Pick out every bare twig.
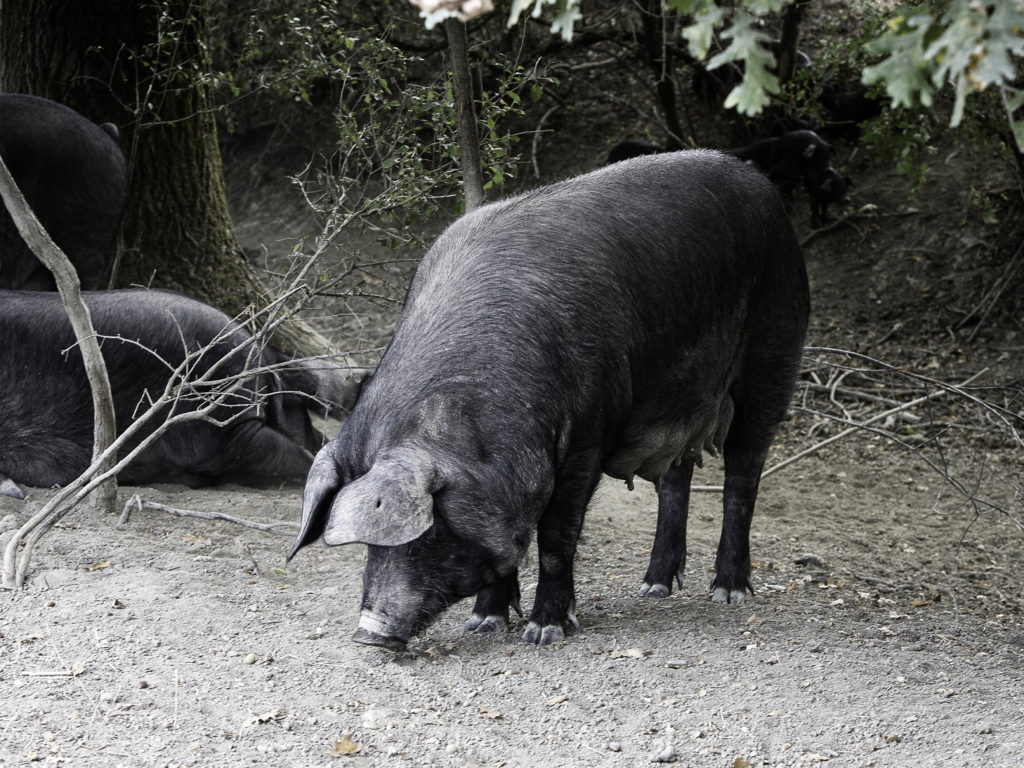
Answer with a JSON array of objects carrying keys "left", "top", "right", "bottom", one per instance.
[
  {"left": 799, "top": 212, "right": 861, "bottom": 248},
  {"left": 805, "top": 347, "right": 1022, "bottom": 447},
  {"left": 531, "top": 104, "right": 561, "bottom": 179},
  {"left": 801, "top": 381, "right": 907, "bottom": 412},
  {"left": 956, "top": 237, "right": 1024, "bottom": 341},
  {"left": 692, "top": 355, "right": 996, "bottom": 493},
  {"left": 117, "top": 495, "right": 298, "bottom": 536}
]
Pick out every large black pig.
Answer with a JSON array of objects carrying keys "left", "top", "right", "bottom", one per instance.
[
  {"left": 0, "top": 289, "right": 359, "bottom": 498},
  {"left": 290, "top": 150, "right": 809, "bottom": 648},
  {"left": 0, "top": 94, "right": 127, "bottom": 290}
]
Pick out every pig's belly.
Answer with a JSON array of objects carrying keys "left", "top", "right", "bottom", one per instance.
[{"left": 601, "top": 394, "right": 733, "bottom": 483}]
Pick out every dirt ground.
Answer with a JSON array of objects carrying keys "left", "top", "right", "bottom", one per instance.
[
  {"left": 3, "top": 35, "right": 1024, "bottom": 768},
  {"left": 2, "top": 445, "right": 1022, "bottom": 768}
]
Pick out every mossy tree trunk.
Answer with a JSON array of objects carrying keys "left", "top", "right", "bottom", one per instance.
[{"left": 0, "top": 0, "right": 331, "bottom": 355}]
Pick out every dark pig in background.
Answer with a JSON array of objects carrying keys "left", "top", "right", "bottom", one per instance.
[
  {"left": 811, "top": 168, "right": 853, "bottom": 227},
  {"left": 289, "top": 150, "right": 809, "bottom": 648},
  {"left": 0, "top": 289, "right": 359, "bottom": 498},
  {"left": 0, "top": 94, "right": 127, "bottom": 290},
  {"left": 819, "top": 82, "right": 883, "bottom": 143},
  {"left": 606, "top": 138, "right": 662, "bottom": 165},
  {"left": 731, "top": 129, "right": 833, "bottom": 223}
]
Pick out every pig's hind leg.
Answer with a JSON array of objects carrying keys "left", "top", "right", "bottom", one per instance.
[
  {"left": 464, "top": 570, "right": 522, "bottom": 634},
  {"left": 711, "top": 379, "right": 792, "bottom": 604},
  {"left": 639, "top": 460, "right": 695, "bottom": 597}
]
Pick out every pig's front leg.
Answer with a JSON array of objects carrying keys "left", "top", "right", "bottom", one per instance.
[
  {"left": 465, "top": 570, "right": 522, "bottom": 634},
  {"left": 522, "top": 456, "right": 600, "bottom": 646}
]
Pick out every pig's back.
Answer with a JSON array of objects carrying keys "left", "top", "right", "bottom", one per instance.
[{"left": 368, "top": 150, "right": 807, "bottom": 472}]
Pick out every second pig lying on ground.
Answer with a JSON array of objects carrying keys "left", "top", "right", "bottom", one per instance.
[{"left": 0, "top": 289, "right": 360, "bottom": 498}]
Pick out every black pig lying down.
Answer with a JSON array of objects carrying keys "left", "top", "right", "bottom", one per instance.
[
  {"left": 0, "top": 94, "right": 127, "bottom": 291},
  {"left": 0, "top": 289, "right": 357, "bottom": 498},
  {"left": 290, "top": 150, "right": 810, "bottom": 648}
]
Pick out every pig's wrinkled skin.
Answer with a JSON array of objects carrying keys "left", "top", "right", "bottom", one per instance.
[
  {"left": 290, "top": 150, "right": 810, "bottom": 648},
  {"left": 0, "top": 289, "right": 360, "bottom": 497},
  {"left": 0, "top": 94, "right": 127, "bottom": 290}
]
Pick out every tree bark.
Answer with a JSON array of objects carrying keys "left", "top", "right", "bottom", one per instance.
[
  {"left": 444, "top": 18, "right": 486, "bottom": 212},
  {"left": 0, "top": 0, "right": 335, "bottom": 357}
]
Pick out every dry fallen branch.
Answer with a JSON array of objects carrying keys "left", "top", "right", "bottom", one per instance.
[
  {"left": 691, "top": 363, "right": 988, "bottom": 493},
  {"left": 692, "top": 348, "right": 1022, "bottom": 534},
  {"left": 118, "top": 495, "right": 298, "bottom": 536},
  {"left": 955, "top": 237, "right": 1024, "bottom": 342},
  {"left": 805, "top": 347, "right": 1023, "bottom": 448},
  {"left": 799, "top": 212, "right": 861, "bottom": 247}
]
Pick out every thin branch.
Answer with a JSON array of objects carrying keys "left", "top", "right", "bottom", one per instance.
[
  {"left": 118, "top": 495, "right": 298, "bottom": 536},
  {"left": 691, "top": 364, "right": 988, "bottom": 493}
]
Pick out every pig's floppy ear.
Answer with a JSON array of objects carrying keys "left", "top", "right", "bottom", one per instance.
[
  {"left": 288, "top": 443, "right": 343, "bottom": 561},
  {"left": 322, "top": 448, "right": 441, "bottom": 547}
]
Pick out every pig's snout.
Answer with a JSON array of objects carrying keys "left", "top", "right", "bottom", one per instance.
[{"left": 352, "top": 610, "right": 410, "bottom": 650}]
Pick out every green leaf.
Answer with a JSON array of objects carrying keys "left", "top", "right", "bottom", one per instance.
[
  {"left": 682, "top": 5, "right": 726, "bottom": 61},
  {"left": 745, "top": 0, "right": 788, "bottom": 14}
]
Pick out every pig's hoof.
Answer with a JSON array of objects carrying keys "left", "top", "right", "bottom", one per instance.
[
  {"left": 464, "top": 614, "right": 507, "bottom": 634},
  {"left": 0, "top": 479, "right": 25, "bottom": 499},
  {"left": 710, "top": 586, "right": 746, "bottom": 605},
  {"left": 522, "top": 609, "right": 579, "bottom": 646},
  {"left": 639, "top": 582, "right": 671, "bottom": 598},
  {"left": 522, "top": 622, "right": 564, "bottom": 646}
]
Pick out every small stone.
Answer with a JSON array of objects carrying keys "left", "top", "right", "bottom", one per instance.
[
  {"left": 650, "top": 739, "right": 676, "bottom": 763},
  {"left": 445, "top": 743, "right": 457, "bottom": 754},
  {"left": 243, "top": 653, "right": 257, "bottom": 665},
  {"left": 138, "top": 680, "right": 149, "bottom": 689},
  {"left": 608, "top": 742, "right": 622, "bottom": 752},
  {"left": 794, "top": 554, "right": 828, "bottom": 569},
  {"left": 362, "top": 708, "right": 394, "bottom": 729}
]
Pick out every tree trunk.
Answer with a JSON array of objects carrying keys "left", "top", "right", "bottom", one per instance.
[
  {"left": 444, "top": 18, "right": 486, "bottom": 212},
  {"left": 640, "top": 0, "right": 686, "bottom": 150},
  {"left": 777, "top": 0, "right": 811, "bottom": 86},
  {"left": 0, "top": 0, "right": 334, "bottom": 357}
]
